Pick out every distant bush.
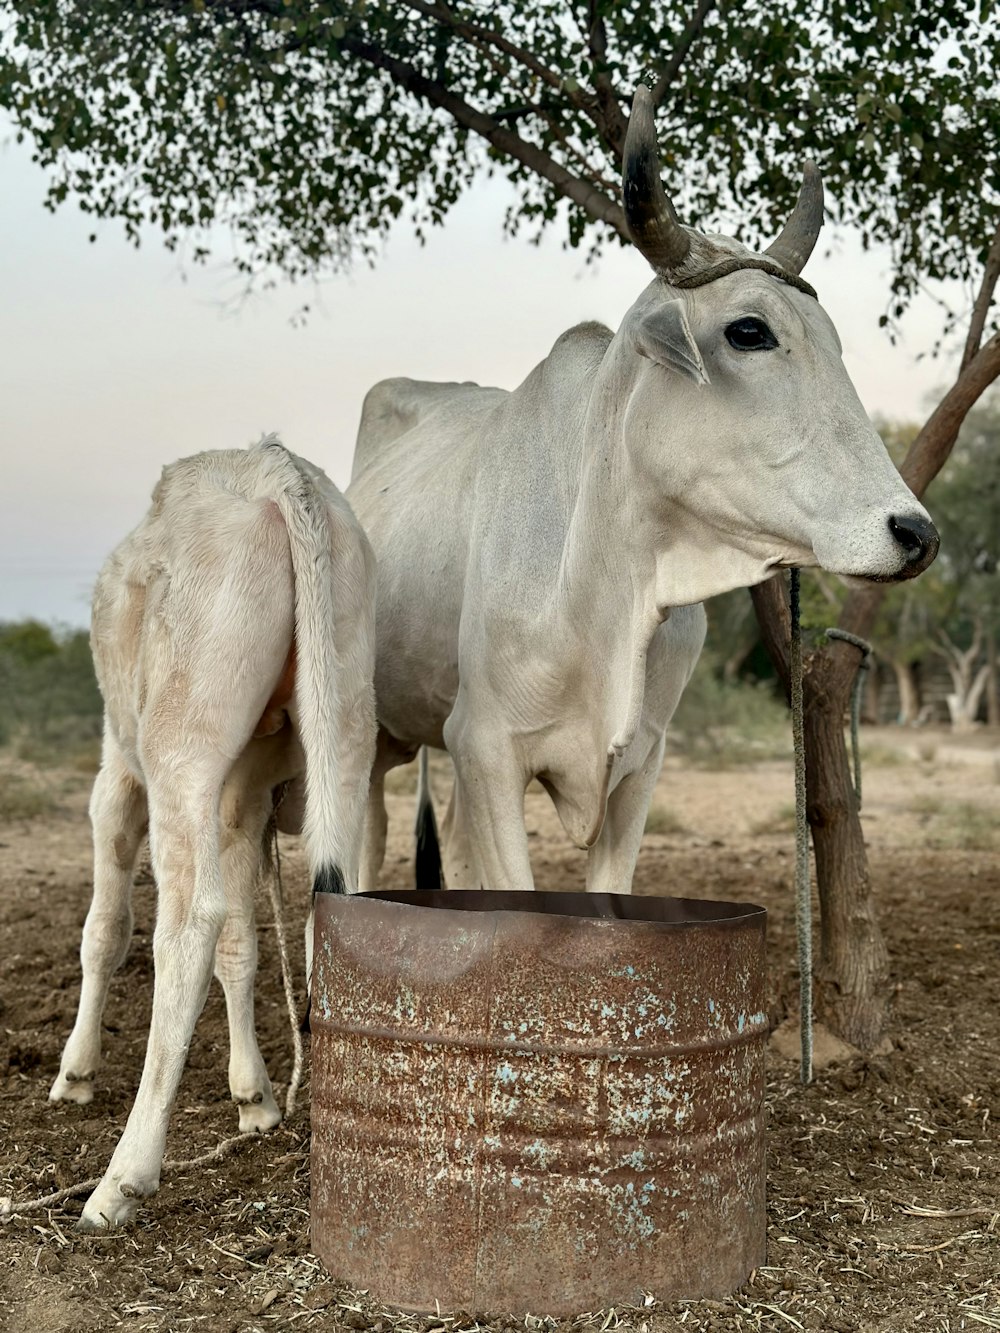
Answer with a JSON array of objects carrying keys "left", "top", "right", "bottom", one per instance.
[
  {"left": 751, "top": 802, "right": 798, "bottom": 836},
  {"left": 0, "top": 771, "right": 59, "bottom": 821},
  {"left": 667, "top": 656, "right": 791, "bottom": 768},
  {"left": 0, "top": 620, "right": 102, "bottom": 763},
  {"left": 644, "top": 803, "right": 687, "bottom": 837},
  {"left": 910, "top": 796, "right": 999, "bottom": 850}
]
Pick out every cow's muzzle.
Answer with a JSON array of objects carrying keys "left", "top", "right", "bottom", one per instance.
[{"left": 888, "top": 512, "right": 939, "bottom": 578}]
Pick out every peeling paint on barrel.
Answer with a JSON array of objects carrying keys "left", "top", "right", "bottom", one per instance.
[{"left": 311, "top": 890, "right": 767, "bottom": 1316}]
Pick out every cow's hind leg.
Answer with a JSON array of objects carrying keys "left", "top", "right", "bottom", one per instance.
[
  {"left": 51, "top": 735, "right": 147, "bottom": 1105},
  {"left": 216, "top": 766, "right": 281, "bottom": 1133},
  {"left": 358, "top": 729, "right": 416, "bottom": 894},
  {"left": 359, "top": 770, "right": 388, "bottom": 895}
]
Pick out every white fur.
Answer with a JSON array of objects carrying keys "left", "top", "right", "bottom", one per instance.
[
  {"left": 50, "top": 438, "right": 376, "bottom": 1230},
  {"left": 348, "top": 261, "right": 934, "bottom": 894}
]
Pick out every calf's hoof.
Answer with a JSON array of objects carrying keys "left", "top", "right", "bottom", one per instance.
[
  {"left": 235, "top": 1089, "right": 281, "bottom": 1135},
  {"left": 77, "top": 1177, "right": 154, "bottom": 1232},
  {"left": 50, "top": 1070, "right": 96, "bottom": 1105}
]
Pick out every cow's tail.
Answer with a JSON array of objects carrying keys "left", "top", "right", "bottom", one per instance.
[
  {"left": 259, "top": 436, "right": 376, "bottom": 899},
  {"left": 414, "top": 746, "right": 443, "bottom": 891}
]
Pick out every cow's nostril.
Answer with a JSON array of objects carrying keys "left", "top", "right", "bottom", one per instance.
[{"left": 888, "top": 513, "right": 940, "bottom": 569}]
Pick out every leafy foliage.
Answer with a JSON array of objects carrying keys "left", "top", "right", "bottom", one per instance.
[
  {"left": 1, "top": 0, "right": 997, "bottom": 326},
  {"left": 0, "top": 620, "right": 102, "bottom": 756}
]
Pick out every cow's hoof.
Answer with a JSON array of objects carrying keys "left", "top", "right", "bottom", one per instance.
[
  {"left": 50, "top": 1072, "right": 95, "bottom": 1105},
  {"left": 236, "top": 1090, "right": 281, "bottom": 1135}
]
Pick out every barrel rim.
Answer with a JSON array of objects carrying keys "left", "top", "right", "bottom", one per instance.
[{"left": 323, "top": 889, "right": 766, "bottom": 930}]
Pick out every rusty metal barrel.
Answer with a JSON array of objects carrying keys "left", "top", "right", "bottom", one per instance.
[{"left": 311, "top": 890, "right": 767, "bottom": 1315}]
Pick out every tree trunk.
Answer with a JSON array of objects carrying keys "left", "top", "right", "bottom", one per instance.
[
  {"left": 946, "top": 663, "right": 990, "bottom": 730},
  {"left": 985, "top": 629, "right": 999, "bottom": 727},
  {"left": 805, "top": 657, "right": 891, "bottom": 1048},
  {"left": 753, "top": 579, "right": 890, "bottom": 1048},
  {"left": 890, "top": 659, "right": 921, "bottom": 725},
  {"left": 938, "top": 622, "right": 987, "bottom": 730}
]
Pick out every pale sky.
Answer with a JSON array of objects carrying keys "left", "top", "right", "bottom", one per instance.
[{"left": 0, "top": 130, "right": 966, "bottom": 627}]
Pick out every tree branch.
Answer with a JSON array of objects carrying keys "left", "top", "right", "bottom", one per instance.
[
  {"left": 587, "top": 2, "right": 627, "bottom": 159},
  {"left": 651, "top": 0, "right": 716, "bottom": 105},
  {"left": 400, "top": 0, "right": 562, "bottom": 89},
  {"left": 900, "top": 331, "right": 1000, "bottom": 498},
  {"left": 961, "top": 220, "right": 1000, "bottom": 370},
  {"left": 341, "top": 34, "right": 628, "bottom": 237}
]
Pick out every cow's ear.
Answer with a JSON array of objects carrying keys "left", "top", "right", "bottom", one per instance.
[{"left": 632, "top": 299, "right": 709, "bottom": 385}]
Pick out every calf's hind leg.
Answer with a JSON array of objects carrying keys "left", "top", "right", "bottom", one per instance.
[
  {"left": 79, "top": 754, "right": 233, "bottom": 1231},
  {"left": 51, "top": 736, "right": 147, "bottom": 1105},
  {"left": 215, "top": 765, "right": 282, "bottom": 1133}
]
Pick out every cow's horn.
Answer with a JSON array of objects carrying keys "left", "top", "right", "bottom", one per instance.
[
  {"left": 622, "top": 87, "right": 691, "bottom": 272},
  {"left": 765, "top": 162, "right": 824, "bottom": 275}
]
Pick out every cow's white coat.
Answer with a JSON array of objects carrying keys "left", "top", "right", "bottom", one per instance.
[
  {"left": 348, "top": 263, "right": 934, "bottom": 894},
  {"left": 51, "top": 438, "right": 376, "bottom": 1229}
]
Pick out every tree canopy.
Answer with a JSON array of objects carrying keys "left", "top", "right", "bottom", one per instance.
[{"left": 1, "top": 0, "right": 997, "bottom": 326}]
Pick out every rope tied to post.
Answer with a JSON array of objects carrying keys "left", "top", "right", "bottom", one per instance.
[{"left": 789, "top": 570, "right": 813, "bottom": 1084}]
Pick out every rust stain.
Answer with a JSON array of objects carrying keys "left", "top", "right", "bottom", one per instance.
[{"left": 311, "top": 891, "right": 767, "bottom": 1316}]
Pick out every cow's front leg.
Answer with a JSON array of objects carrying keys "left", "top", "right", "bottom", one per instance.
[
  {"left": 216, "top": 784, "right": 281, "bottom": 1134},
  {"left": 586, "top": 738, "right": 666, "bottom": 894},
  {"left": 440, "top": 778, "right": 479, "bottom": 889},
  {"left": 51, "top": 738, "right": 147, "bottom": 1106},
  {"left": 78, "top": 770, "right": 227, "bottom": 1231},
  {"left": 443, "top": 706, "right": 533, "bottom": 890}
]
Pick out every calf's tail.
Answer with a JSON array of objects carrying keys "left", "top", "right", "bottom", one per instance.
[{"left": 257, "top": 436, "right": 376, "bottom": 898}]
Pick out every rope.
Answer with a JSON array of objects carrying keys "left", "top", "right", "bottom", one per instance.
[
  {"left": 1, "top": 1134, "right": 257, "bottom": 1218},
  {"left": 671, "top": 255, "right": 818, "bottom": 300},
  {"left": 789, "top": 570, "right": 813, "bottom": 1085},
  {"left": 826, "top": 629, "right": 873, "bottom": 809},
  {"left": 1, "top": 823, "right": 304, "bottom": 1222},
  {"left": 267, "top": 822, "right": 305, "bottom": 1121}
]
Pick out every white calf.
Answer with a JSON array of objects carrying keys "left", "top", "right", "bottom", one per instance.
[{"left": 50, "top": 437, "right": 376, "bottom": 1230}]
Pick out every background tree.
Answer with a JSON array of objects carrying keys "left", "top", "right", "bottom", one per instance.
[
  {"left": 2, "top": 0, "right": 998, "bottom": 1047},
  {"left": 922, "top": 396, "right": 1000, "bottom": 727},
  {"left": 0, "top": 620, "right": 102, "bottom": 753}
]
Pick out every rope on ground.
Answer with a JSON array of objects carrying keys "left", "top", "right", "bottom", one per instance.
[
  {"left": 790, "top": 569, "right": 813, "bottom": 1085},
  {"left": 2, "top": 1133, "right": 258, "bottom": 1218},
  {"left": 826, "top": 628, "right": 873, "bottom": 809},
  {"left": 1, "top": 826, "right": 304, "bottom": 1222},
  {"left": 267, "top": 822, "right": 305, "bottom": 1120}
]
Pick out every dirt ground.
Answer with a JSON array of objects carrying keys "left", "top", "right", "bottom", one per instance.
[{"left": 1, "top": 727, "right": 998, "bottom": 1332}]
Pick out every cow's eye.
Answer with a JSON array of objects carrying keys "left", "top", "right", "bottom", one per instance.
[{"left": 725, "top": 317, "right": 778, "bottom": 351}]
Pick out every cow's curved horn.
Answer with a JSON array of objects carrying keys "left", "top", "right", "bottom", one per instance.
[
  {"left": 765, "top": 162, "right": 824, "bottom": 275},
  {"left": 623, "top": 87, "right": 691, "bottom": 272}
]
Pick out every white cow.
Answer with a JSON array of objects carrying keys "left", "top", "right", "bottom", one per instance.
[
  {"left": 348, "top": 88, "right": 937, "bottom": 894},
  {"left": 50, "top": 437, "right": 376, "bottom": 1230}
]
